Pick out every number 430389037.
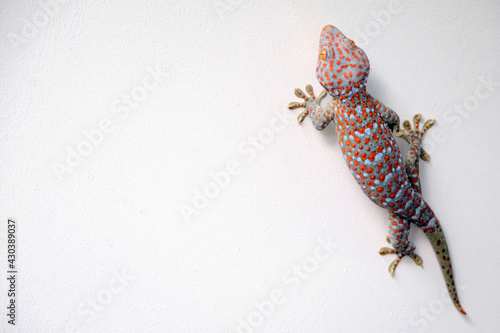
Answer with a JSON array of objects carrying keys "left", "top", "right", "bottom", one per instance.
[{"left": 7, "top": 219, "right": 16, "bottom": 270}]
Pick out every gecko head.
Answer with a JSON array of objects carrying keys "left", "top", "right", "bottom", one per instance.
[{"left": 316, "top": 25, "right": 370, "bottom": 98}]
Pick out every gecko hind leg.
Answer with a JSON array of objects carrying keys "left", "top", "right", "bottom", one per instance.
[
  {"left": 400, "top": 114, "right": 435, "bottom": 194},
  {"left": 379, "top": 213, "right": 423, "bottom": 275}
]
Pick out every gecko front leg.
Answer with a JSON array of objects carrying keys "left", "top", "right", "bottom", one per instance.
[
  {"left": 288, "top": 85, "right": 337, "bottom": 130},
  {"left": 369, "top": 95, "right": 401, "bottom": 134},
  {"left": 400, "top": 114, "right": 435, "bottom": 193}
]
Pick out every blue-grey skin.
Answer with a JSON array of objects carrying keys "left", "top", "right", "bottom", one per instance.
[{"left": 288, "top": 25, "right": 466, "bottom": 315}]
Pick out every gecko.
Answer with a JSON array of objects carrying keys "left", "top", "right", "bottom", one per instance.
[{"left": 288, "top": 25, "right": 466, "bottom": 315}]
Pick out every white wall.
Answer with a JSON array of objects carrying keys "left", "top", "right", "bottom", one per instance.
[{"left": 1, "top": 0, "right": 499, "bottom": 332}]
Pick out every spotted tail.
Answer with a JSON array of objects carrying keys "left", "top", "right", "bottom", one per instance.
[
  {"left": 422, "top": 223, "right": 466, "bottom": 315},
  {"left": 399, "top": 192, "right": 467, "bottom": 315}
]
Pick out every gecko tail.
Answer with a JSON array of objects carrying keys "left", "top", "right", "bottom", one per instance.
[
  {"left": 423, "top": 223, "right": 467, "bottom": 315},
  {"left": 402, "top": 193, "right": 466, "bottom": 315}
]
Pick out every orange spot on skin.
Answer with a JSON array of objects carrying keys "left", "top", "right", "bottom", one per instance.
[{"left": 368, "top": 152, "right": 376, "bottom": 161}]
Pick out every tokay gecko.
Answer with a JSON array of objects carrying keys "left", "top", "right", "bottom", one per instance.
[{"left": 288, "top": 25, "right": 466, "bottom": 315}]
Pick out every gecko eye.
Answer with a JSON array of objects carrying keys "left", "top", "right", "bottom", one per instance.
[
  {"left": 348, "top": 39, "right": 356, "bottom": 48},
  {"left": 319, "top": 48, "right": 327, "bottom": 61}
]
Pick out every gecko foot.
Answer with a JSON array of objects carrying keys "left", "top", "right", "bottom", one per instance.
[
  {"left": 379, "top": 237, "right": 423, "bottom": 275},
  {"left": 288, "top": 85, "right": 327, "bottom": 123},
  {"left": 400, "top": 114, "right": 435, "bottom": 161}
]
